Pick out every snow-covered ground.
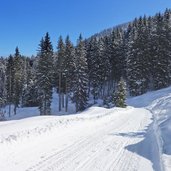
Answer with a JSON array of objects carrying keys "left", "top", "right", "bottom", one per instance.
[
  {"left": 1, "top": 86, "right": 171, "bottom": 171},
  {"left": 2, "top": 92, "right": 77, "bottom": 120},
  {"left": 128, "top": 86, "right": 171, "bottom": 171}
]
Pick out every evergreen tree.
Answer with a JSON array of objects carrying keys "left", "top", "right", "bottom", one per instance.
[
  {"left": 24, "top": 78, "right": 39, "bottom": 107},
  {"left": 109, "top": 28, "right": 125, "bottom": 83},
  {"left": 86, "top": 37, "right": 111, "bottom": 100},
  {"left": 64, "top": 35, "right": 75, "bottom": 111},
  {"left": 56, "top": 36, "right": 66, "bottom": 111},
  {"left": 151, "top": 12, "right": 171, "bottom": 89},
  {"left": 36, "top": 32, "right": 54, "bottom": 115},
  {"left": 22, "top": 58, "right": 39, "bottom": 107},
  {"left": 126, "top": 20, "right": 139, "bottom": 96},
  {"left": 13, "top": 47, "right": 23, "bottom": 114},
  {"left": 127, "top": 17, "right": 150, "bottom": 96},
  {"left": 6, "top": 55, "right": 15, "bottom": 116},
  {"left": 113, "top": 78, "right": 127, "bottom": 108},
  {"left": 86, "top": 37, "right": 102, "bottom": 102},
  {"left": 84, "top": 38, "right": 93, "bottom": 96},
  {"left": 0, "top": 58, "right": 6, "bottom": 117},
  {"left": 21, "top": 57, "right": 31, "bottom": 106},
  {"left": 73, "top": 35, "right": 88, "bottom": 112},
  {"left": 98, "top": 38, "right": 111, "bottom": 97}
]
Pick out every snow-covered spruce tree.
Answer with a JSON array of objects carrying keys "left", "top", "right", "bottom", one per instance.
[
  {"left": 20, "top": 57, "right": 31, "bottom": 107},
  {"left": 85, "top": 38, "right": 95, "bottom": 98},
  {"left": 150, "top": 11, "right": 171, "bottom": 90},
  {"left": 108, "top": 28, "right": 125, "bottom": 84},
  {"left": 113, "top": 78, "right": 127, "bottom": 108},
  {"left": 13, "top": 47, "right": 23, "bottom": 114},
  {"left": 126, "top": 20, "right": 139, "bottom": 96},
  {"left": 22, "top": 58, "right": 39, "bottom": 107},
  {"left": 86, "top": 37, "right": 102, "bottom": 102},
  {"left": 163, "top": 9, "right": 171, "bottom": 84},
  {"left": 23, "top": 78, "right": 39, "bottom": 107},
  {"left": 126, "top": 17, "right": 150, "bottom": 96},
  {"left": 6, "top": 55, "right": 15, "bottom": 116},
  {"left": 0, "top": 58, "right": 7, "bottom": 118},
  {"left": 145, "top": 16, "right": 154, "bottom": 90},
  {"left": 98, "top": 37, "right": 111, "bottom": 98},
  {"left": 87, "top": 37, "right": 111, "bottom": 100},
  {"left": 56, "top": 36, "right": 66, "bottom": 111},
  {"left": 64, "top": 35, "right": 75, "bottom": 112},
  {"left": 73, "top": 34, "right": 88, "bottom": 112},
  {"left": 36, "top": 33, "right": 54, "bottom": 115}
]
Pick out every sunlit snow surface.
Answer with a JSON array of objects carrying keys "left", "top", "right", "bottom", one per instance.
[
  {"left": 1, "top": 86, "right": 171, "bottom": 171},
  {"left": 128, "top": 86, "right": 171, "bottom": 171}
]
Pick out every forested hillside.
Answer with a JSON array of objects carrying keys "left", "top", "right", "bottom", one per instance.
[{"left": 1, "top": 9, "right": 171, "bottom": 116}]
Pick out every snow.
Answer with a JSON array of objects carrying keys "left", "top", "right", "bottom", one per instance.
[
  {"left": 0, "top": 106, "right": 154, "bottom": 171},
  {"left": 1, "top": 86, "right": 171, "bottom": 170},
  {"left": 127, "top": 86, "right": 171, "bottom": 171},
  {"left": 3, "top": 92, "right": 76, "bottom": 121}
]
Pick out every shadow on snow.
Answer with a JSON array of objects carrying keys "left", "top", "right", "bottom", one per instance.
[{"left": 110, "top": 121, "right": 162, "bottom": 171}]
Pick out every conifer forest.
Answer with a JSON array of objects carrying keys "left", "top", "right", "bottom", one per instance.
[{"left": 1, "top": 9, "right": 171, "bottom": 115}]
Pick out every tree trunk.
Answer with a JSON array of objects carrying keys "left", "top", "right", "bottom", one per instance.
[
  {"left": 9, "top": 103, "right": 11, "bottom": 117},
  {"left": 65, "top": 79, "right": 68, "bottom": 112},
  {"left": 65, "top": 93, "right": 68, "bottom": 112},
  {"left": 9, "top": 68, "right": 12, "bottom": 117},
  {"left": 62, "top": 92, "right": 64, "bottom": 108},
  {"left": 14, "top": 104, "right": 17, "bottom": 115},
  {"left": 44, "top": 96, "right": 46, "bottom": 115},
  {"left": 88, "top": 80, "right": 91, "bottom": 97},
  {"left": 59, "top": 72, "right": 62, "bottom": 111}
]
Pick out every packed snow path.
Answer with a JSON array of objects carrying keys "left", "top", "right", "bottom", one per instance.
[{"left": 0, "top": 107, "right": 155, "bottom": 171}]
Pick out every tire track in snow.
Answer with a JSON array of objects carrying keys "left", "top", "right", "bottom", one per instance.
[{"left": 26, "top": 109, "right": 148, "bottom": 171}]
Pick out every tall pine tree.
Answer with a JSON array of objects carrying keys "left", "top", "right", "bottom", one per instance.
[
  {"left": 13, "top": 47, "right": 23, "bottom": 114},
  {"left": 73, "top": 35, "right": 88, "bottom": 112},
  {"left": 36, "top": 33, "right": 54, "bottom": 115}
]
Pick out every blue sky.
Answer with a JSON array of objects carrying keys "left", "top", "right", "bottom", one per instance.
[{"left": 0, "top": 0, "right": 171, "bottom": 56}]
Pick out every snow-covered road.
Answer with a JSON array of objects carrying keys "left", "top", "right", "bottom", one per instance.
[{"left": 0, "top": 107, "right": 154, "bottom": 171}]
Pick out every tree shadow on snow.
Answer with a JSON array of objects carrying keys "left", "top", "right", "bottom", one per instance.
[
  {"left": 111, "top": 123, "right": 162, "bottom": 171},
  {"left": 160, "top": 118, "right": 171, "bottom": 155}
]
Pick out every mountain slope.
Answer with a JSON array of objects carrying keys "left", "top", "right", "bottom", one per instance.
[{"left": 89, "top": 22, "right": 129, "bottom": 39}]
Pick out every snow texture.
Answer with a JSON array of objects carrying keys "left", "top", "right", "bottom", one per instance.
[{"left": 1, "top": 87, "right": 171, "bottom": 170}]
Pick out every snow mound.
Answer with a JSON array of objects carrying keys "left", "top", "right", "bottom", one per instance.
[{"left": 128, "top": 86, "right": 171, "bottom": 171}]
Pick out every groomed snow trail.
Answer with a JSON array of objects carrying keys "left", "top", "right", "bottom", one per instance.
[{"left": 0, "top": 107, "right": 153, "bottom": 171}]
